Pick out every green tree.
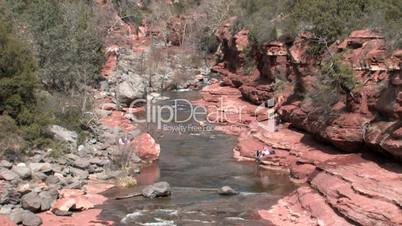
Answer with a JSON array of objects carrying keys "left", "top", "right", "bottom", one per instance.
[
  {"left": 0, "top": 16, "right": 52, "bottom": 149},
  {"left": 0, "top": 18, "right": 37, "bottom": 120},
  {"left": 2, "top": 0, "right": 105, "bottom": 93}
]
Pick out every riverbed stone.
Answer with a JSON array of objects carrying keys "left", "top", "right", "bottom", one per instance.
[
  {"left": 0, "top": 204, "right": 14, "bottom": 215},
  {"left": 9, "top": 208, "right": 24, "bottom": 224},
  {"left": 0, "top": 160, "right": 13, "bottom": 169},
  {"left": 29, "top": 163, "right": 52, "bottom": 174},
  {"left": 142, "top": 182, "right": 171, "bottom": 198},
  {"left": 89, "top": 157, "right": 108, "bottom": 166},
  {"left": 32, "top": 172, "right": 47, "bottom": 181},
  {"left": 0, "top": 186, "right": 21, "bottom": 205},
  {"left": 218, "top": 186, "right": 239, "bottom": 196},
  {"left": 12, "top": 164, "right": 31, "bottom": 179},
  {"left": 72, "top": 159, "right": 90, "bottom": 169},
  {"left": 21, "top": 192, "right": 41, "bottom": 212},
  {"left": 70, "top": 167, "right": 89, "bottom": 179},
  {"left": 21, "top": 210, "right": 42, "bottom": 226},
  {"left": 65, "top": 178, "right": 85, "bottom": 189},
  {"left": 39, "top": 195, "right": 52, "bottom": 211},
  {"left": 52, "top": 209, "right": 73, "bottom": 216},
  {"left": 66, "top": 153, "right": 80, "bottom": 161},
  {"left": 30, "top": 154, "right": 44, "bottom": 163},
  {"left": 0, "top": 168, "right": 19, "bottom": 181},
  {"left": 16, "top": 183, "right": 32, "bottom": 195},
  {"left": 45, "top": 175, "right": 60, "bottom": 185}
]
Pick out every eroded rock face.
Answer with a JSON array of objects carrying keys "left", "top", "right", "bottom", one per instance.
[
  {"left": 252, "top": 128, "right": 402, "bottom": 226},
  {"left": 213, "top": 19, "right": 402, "bottom": 160}
]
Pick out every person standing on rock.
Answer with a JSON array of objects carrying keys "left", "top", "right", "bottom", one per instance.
[
  {"left": 274, "top": 113, "right": 281, "bottom": 131},
  {"left": 255, "top": 150, "right": 262, "bottom": 164},
  {"left": 118, "top": 135, "right": 130, "bottom": 146}
]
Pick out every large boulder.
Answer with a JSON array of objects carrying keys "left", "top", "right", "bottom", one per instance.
[
  {"left": 111, "top": 49, "right": 148, "bottom": 106},
  {"left": 130, "top": 133, "right": 161, "bottom": 161},
  {"left": 8, "top": 208, "right": 41, "bottom": 225},
  {"left": 51, "top": 189, "right": 94, "bottom": 214},
  {"left": 38, "top": 190, "right": 58, "bottom": 211},
  {"left": 21, "top": 192, "right": 41, "bottom": 212},
  {"left": 142, "top": 182, "right": 171, "bottom": 198},
  {"left": 116, "top": 80, "right": 145, "bottom": 106},
  {"left": 48, "top": 125, "right": 78, "bottom": 149}
]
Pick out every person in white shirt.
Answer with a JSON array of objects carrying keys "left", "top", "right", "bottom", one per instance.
[{"left": 262, "top": 146, "right": 271, "bottom": 156}]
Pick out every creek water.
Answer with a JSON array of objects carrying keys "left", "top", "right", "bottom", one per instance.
[{"left": 98, "top": 90, "right": 296, "bottom": 226}]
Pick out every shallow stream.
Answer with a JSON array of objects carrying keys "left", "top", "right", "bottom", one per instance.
[{"left": 98, "top": 91, "right": 296, "bottom": 225}]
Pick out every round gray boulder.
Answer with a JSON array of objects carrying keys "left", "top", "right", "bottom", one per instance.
[{"left": 142, "top": 182, "right": 171, "bottom": 198}]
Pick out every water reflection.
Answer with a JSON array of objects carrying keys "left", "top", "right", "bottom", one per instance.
[{"left": 136, "top": 163, "right": 160, "bottom": 185}]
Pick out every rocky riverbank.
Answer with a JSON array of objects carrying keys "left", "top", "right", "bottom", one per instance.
[
  {"left": 189, "top": 15, "right": 402, "bottom": 225},
  {"left": 196, "top": 76, "right": 402, "bottom": 226}
]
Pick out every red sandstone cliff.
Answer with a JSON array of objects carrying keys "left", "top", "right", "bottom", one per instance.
[{"left": 212, "top": 18, "right": 402, "bottom": 161}]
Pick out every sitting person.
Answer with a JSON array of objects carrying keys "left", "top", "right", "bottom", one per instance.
[{"left": 262, "top": 146, "right": 275, "bottom": 156}]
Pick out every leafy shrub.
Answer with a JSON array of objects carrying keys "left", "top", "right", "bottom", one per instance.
[
  {"left": 307, "top": 54, "right": 356, "bottom": 114},
  {"left": 320, "top": 55, "right": 356, "bottom": 92}
]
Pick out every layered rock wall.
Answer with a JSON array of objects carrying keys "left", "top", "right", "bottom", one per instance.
[{"left": 213, "top": 18, "right": 402, "bottom": 160}]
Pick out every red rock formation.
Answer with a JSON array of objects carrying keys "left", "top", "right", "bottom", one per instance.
[
  {"left": 199, "top": 20, "right": 402, "bottom": 225},
  {"left": 130, "top": 133, "right": 161, "bottom": 161},
  {"left": 52, "top": 189, "right": 95, "bottom": 213},
  {"left": 40, "top": 182, "right": 113, "bottom": 226},
  {"left": 197, "top": 80, "right": 402, "bottom": 226},
  {"left": 213, "top": 18, "right": 402, "bottom": 160}
]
